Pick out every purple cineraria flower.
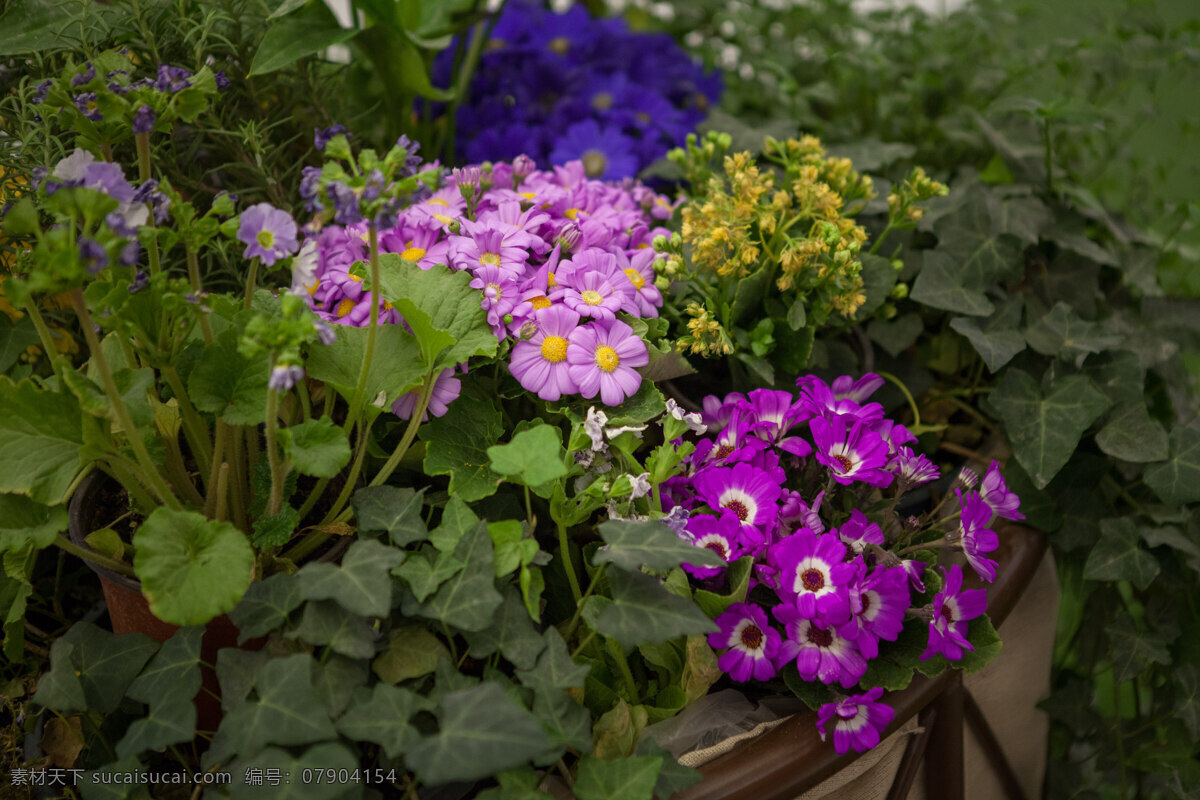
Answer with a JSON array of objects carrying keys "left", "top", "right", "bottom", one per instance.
[
  {"left": 780, "top": 489, "right": 825, "bottom": 536},
  {"left": 701, "top": 392, "right": 746, "bottom": 433},
  {"left": 73, "top": 92, "right": 102, "bottom": 121},
  {"left": 796, "top": 375, "right": 885, "bottom": 423},
  {"left": 693, "top": 462, "right": 781, "bottom": 544},
  {"left": 835, "top": 509, "right": 885, "bottom": 554},
  {"left": 155, "top": 64, "right": 193, "bottom": 92},
  {"left": 509, "top": 305, "right": 581, "bottom": 401},
  {"left": 831, "top": 373, "right": 885, "bottom": 404},
  {"left": 314, "top": 124, "right": 348, "bottom": 151},
  {"left": 71, "top": 63, "right": 96, "bottom": 87},
  {"left": 811, "top": 416, "right": 894, "bottom": 488},
  {"left": 890, "top": 446, "right": 940, "bottom": 488},
  {"left": 132, "top": 104, "right": 155, "bottom": 135},
  {"left": 816, "top": 687, "right": 895, "bottom": 755},
  {"left": 566, "top": 318, "right": 648, "bottom": 406},
  {"left": 744, "top": 388, "right": 810, "bottom": 455},
  {"left": 393, "top": 368, "right": 462, "bottom": 421},
  {"left": 215, "top": 70, "right": 231, "bottom": 91},
  {"left": 871, "top": 419, "right": 917, "bottom": 456},
  {"left": 613, "top": 247, "right": 662, "bottom": 317},
  {"left": 920, "top": 565, "right": 987, "bottom": 661},
  {"left": 952, "top": 489, "right": 1000, "bottom": 583},
  {"left": 662, "top": 505, "right": 690, "bottom": 538},
  {"left": 79, "top": 238, "right": 108, "bottom": 273},
  {"left": 512, "top": 154, "right": 536, "bottom": 180},
  {"left": 708, "top": 603, "right": 779, "bottom": 682},
  {"left": 774, "top": 605, "right": 867, "bottom": 688},
  {"left": 692, "top": 409, "right": 767, "bottom": 468},
  {"left": 901, "top": 559, "right": 926, "bottom": 594},
  {"left": 560, "top": 268, "right": 628, "bottom": 321},
  {"left": 269, "top": 364, "right": 305, "bottom": 392},
  {"left": 469, "top": 265, "right": 520, "bottom": 338},
  {"left": 683, "top": 512, "right": 742, "bottom": 579},
  {"left": 548, "top": 119, "right": 638, "bottom": 181},
  {"left": 979, "top": 460, "right": 1023, "bottom": 521},
  {"left": 772, "top": 530, "right": 856, "bottom": 624},
  {"left": 838, "top": 563, "right": 909, "bottom": 659},
  {"left": 451, "top": 226, "right": 528, "bottom": 276},
  {"left": 238, "top": 203, "right": 299, "bottom": 266},
  {"left": 327, "top": 181, "right": 364, "bottom": 226}
]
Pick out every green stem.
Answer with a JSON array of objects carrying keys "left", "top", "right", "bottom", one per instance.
[
  {"left": 161, "top": 364, "right": 213, "bottom": 480},
  {"left": 204, "top": 421, "right": 228, "bottom": 518},
  {"left": 162, "top": 427, "right": 205, "bottom": 507},
  {"left": 342, "top": 227, "right": 381, "bottom": 434},
  {"left": 55, "top": 535, "right": 136, "bottom": 577},
  {"left": 70, "top": 289, "right": 181, "bottom": 510},
  {"left": 295, "top": 477, "right": 329, "bottom": 523},
  {"left": 101, "top": 459, "right": 157, "bottom": 512},
  {"left": 606, "top": 637, "right": 639, "bottom": 702},
  {"left": 869, "top": 223, "right": 895, "bottom": 256},
  {"left": 186, "top": 247, "right": 214, "bottom": 344},
  {"left": 297, "top": 378, "right": 312, "bottom": 421},
  {"left": 265, "top": 384, "right": 283, "bottom": 517},
  {"left": 22, "top": 300, "right": 66, "bottom": 381},
  {"left": 321, "top": 414, "right": 374, "bottom": 525},
  {"left": 571, "top": 629, "right": 598, "bottom": 658},
  {"left": 244, "top": 258, "right": 260, "bottom": 309},
  {"left": 370, "top": 374, "right": 436, "bottom": 487},
  {"left": 443, "top": 15, "right": 497, "bottom": 164},
  {"left": 557, "top": 520, "right": 583, "bottom": 603},
  {"left": 135, "top": 133, "right": 162, "bottom": 277},
  {"left": 564, "top": 563, "right": 607, "bottom": 640},
  {"left": 876, "top": 370, "right": 920, "bottom": 428},
  {"left": 227, "top": 425, "right": 249, "bottom": 532},
  {"left": 214, "top": 462, "right": 230, "bottom": 523}
]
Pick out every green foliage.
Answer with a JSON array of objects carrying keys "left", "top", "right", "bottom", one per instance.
[
  {"left": 278, "top": 418, "right": 352, "bottom": 478},
  {"left": 594, "top": 519, "right": 722, "bottom": 573},
  {"left": 296, "top": 539, "right": 405, "bottom": 617},
  {"left": 488, "top": 425, "right": 569, "bottom": 487},
  {"left": 595, "top": 569, "right": 717, "bottom": 648},
  {"left": 0, "top": 377, "right": 83, "bottom": 504}
]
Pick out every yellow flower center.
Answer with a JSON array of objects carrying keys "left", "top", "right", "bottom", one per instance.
[
  {"left": 520, "top": 192, "right": 536, "bottom": 200},
  {"left": 349, "top": 273, "right": 363, "bottom": 283},
  {"left": 433, "top": 213, "right": 454, "bottom": 225},
  {"left": 541, "top": 335, "right": 568, "bottom": 363},
  {"left": 564, "top": 208, "right": 581, "bottom": 220},
  {"left": 384, "top": 301, "right": 394, "bottom": 311},
  {"left": 594, "top": 345, "right": 620, "bottom": 372},
  {"left": 336, "top": 298, "right": 355, "bottom": 317},
  {"left": 480, "top": 252, "right": 501, "bottom": 266},
  {"left": 401, "top": 246, "right": 426, "bottom": 262},
  {"left": 307, "top": 279, "right": 320, "bottom": 296},
  {"left": 581, "top": 150, "right": 607, "bottom": 177},
  {"left": 256, "top": 230, "right": 275, "bottom": 248},
  {"left": 624, "top": 268, "right": 645, "bottom": 289},
  {"left": 581, "top": 289, "right": 604, "bottom": 306},
  {"left": 547, "top": 272, "right": 557, "bottom": 287},
  {"left": 530, "top": 296, "right": 552, "bottom": 310},
  {"left": 428, "top": 198, "right": 449, "bottom": 207},
  {"left": 548, "top": 36, "right": 570, "bottom": 54},
  {"left": 591, "top": 91, "right": 614, "bottom": 111}
]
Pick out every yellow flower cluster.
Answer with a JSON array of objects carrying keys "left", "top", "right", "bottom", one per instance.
[
  {"left": 679, "top": 302, "right": 732, "bottom": 357},
  {"left": 680, "top": 152, "right": 773, "bottom": 278}
]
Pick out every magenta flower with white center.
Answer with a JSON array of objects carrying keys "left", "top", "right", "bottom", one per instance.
[
  {"left": 870, "top": 419, "right": 917, "bottom": 456},
  {"left": 780, "top": 489, "right": 826, "bottom": 536},
  {"left": 509, "top": 306, "right": 581, "bottom": 401},
  {"left": 559, "top": 268, "right": 628, "bottom": 321},
  {"left": 392, "top": 368, "right": 462, "bottom": 421},
  {"left": 835, "top": 509, "right": 885, "bottom": 554},
  {"left": 901, "top": 559, "right": 927, "bottom": 594},
  {"left": 237, "top": 203, "right": 299, "bottom": 266},
  {"left": 889, "top": 446, "right": 940, "bottom": 488},
  {"left": 921, "top": 565, "right": 987, "bottom": 661},
  {"left": 810, "top": 415, "right": 894, "bottom": 488},
  {"left": 953, "top": 489, "right": 1000, "bottom": 583},
  {"left": 771, "top": 530, "right": 856, "bottom": 624},
  {"left": 838, "top": 563, "right": 910, "bottom": 659},
  {"left": 565, "top": 318, "right": 648, "bottom": 406},
  {"left": 708, "top": 603, "right": 779, "bottom": 682},
  {"left": 816, "top": 688, "right": 895, "bottom": 754},
  {"left": 979, "top": 460, "right": 1024, "bottom": 521},
  {"left": 693, "top": 462, "right": 781, "bottom": 545},
  {"left": 690, "top": 409, "right": 768, "bottom": 469},
  {"left": 744, "top": 388, "right": 812, "bottom": 456},
  {"left": 683, "top": 511, "right": 742, "bottom": 579},
  {"left": 796, "top": 375, "right": 885, "bottom": 423},
  {"left": 701, "top": 391, "right": 747, "bottom": 433},
  {"left": 831, "top": 373, "right": 886, "bottom": 404},
  {"left": 774, "top": 604, "right": 867, "bottom": 688}
]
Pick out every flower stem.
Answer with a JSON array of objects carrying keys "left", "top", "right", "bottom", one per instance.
[
  {"left": 205, "top": 422, "right": 228, "bottom": 518},
  {"left": 243, "top": 257, "right": 259, "bottom": 309},
  {"left": 55, "top": 535, "right": 135, "bottom": 577},
  {"left": 342, "top": 226, "right": 381, "bottom": 434},
  {"left": 186, "top": 247, "right": 214, "bottom": 344},
  {"left": 22, "top": 300, "right": 65, "bottom": 381},
  {"left": 161, "top": 364, "right": 212, "bottom": 480},
  {"left": 877, "top": 370, "right": 921, "bottom": 428},
  {"left": 70, "top": 289, "right": 181, "bottom": 510},
  {"left": 214, "top": 462, "right": 230, "bottom": 523},
  {"left": 557, "top": 519, "right": 583, "bottom": 603},
  {"left": 134, "top": 132, "right": 162, "bottom": 277},
  {"left": 265, "top": 383, "right": 283, "bottom": 517},
  {"left": 564, "top": 562, "right": 607, "bottom": 640},
  {"left": 370, "top": 373, "right": 436, "bottom": 488}
]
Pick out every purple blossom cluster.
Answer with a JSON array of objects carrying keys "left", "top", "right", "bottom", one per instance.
[
  {"left": 434, "top": 0, "right": 720, "bottom": 179},
  {"left": 661, "top": 374, "right": 1023, "bottom": 754},
  {"left": 306, "top": 157, "right": 677, "bottom": 418}
]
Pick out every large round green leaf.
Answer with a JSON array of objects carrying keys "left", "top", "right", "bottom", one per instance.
[{"left": 133, "top": 509, "right": 254, "bottom": 626}]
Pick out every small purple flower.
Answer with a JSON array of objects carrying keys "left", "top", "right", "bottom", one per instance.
[
  {"left": 133, "top": 104, "right": 155, "bottom": 135},
  {"left": 70, "top": 63, "right": 95, "bottom": 87},
  {"left": 73, "top": 92, "right": 102, "bottom": 121},
  {"left": 155, "top": 64, "right": 193, "bottom": 92},
  {"left": 952, "top": 490, "right": 1000, "bottom": 583},
  {"left": 512, "top": 154, "right": 536, "bottom": 180},
  {"left": 920, "top": 565, "right": 988, "bottom": 661},
  {"left": 693, "top": 462, "right": 781, "bottom": 544},
  {"left": 314, "top": 318, "right": 337, "bottom": 346},
  {"left": 979, "top": 461, "right": 1023, "bottom": 521},
  {"left": 890, "top": 446, "right": 940, "bottom": 488},
  {"left": 299, "top": 166, "right": 323, "bottom": 212},
  {"left": 838, "top": 563, "right": 909, "bottom": 659},
  {"left": 744, "top": 388, "right": 810, "bottom": 455},
  {"left": 796, "top": 375, "right": 885, "bottom": 423},
  {"left": 215, "top": 70, "right": 231, "bottom": 91},
  {"left": 683, "top": 512, "right": 742, "bottom": 579},
  {"left": 314, "top": 124, "right": 348, "bottom": 151},
  {"left": 701, "top": 391, "right": 748, "bottom": 434},
  {"left": 831, "top": 373, "right": 885, "bottom": 404},
  {"left": 269, "top": 364, "right": 306, "bottom": 392},
  {"left": 811, "top": 416, "right": 894, "bottom": 488},
  {"left": 119, "top": 241, "right": 141, "bottom": 267},
  {"left": 772, "top": 531, "right": 856, "bottom": 624},
  {"left": 392, "top": 368, "right": 462, "bottom": 421},
  {"left": 816, "top": 687, "right": 895, "bottom": 754},
  {"left": 835, "top": 509, "right": 885, "bottom": 554},
  {"left": 708, "top": 603, "right": 779, "bottom": 682},
  {"left": 509, "top": 305, "right": 580, "bottom": 401},
  {"left": 362, "top": 169, "right": 385, "bottom": 202},
  {"left": 32, "top": 79, "right": 51, "bottom": 104},
  {"left": 901, "top": 559, "right": 926, "bottom": 594},
  {"left": 327, "top": 181, "right": 364, "bottom": 226},
  {"left": 127, "top": 271, "right": 149, "bottom": 293},
  {"left": 237, "top": 203, "right": 299, "bottom": 265},
  {"left": 774, "top": 605, "right": 867, "bottom": 688},
  {"left": 565, "top": 318, "right": 648, "bottom": 407},
  {"left": 79, "top": 238, "right": 108, "bottom": 273}
]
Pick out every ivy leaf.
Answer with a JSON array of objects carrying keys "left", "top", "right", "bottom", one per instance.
[
  {"left": 1173, "top": 665, "right": 1200, "bottom": 739},
  {"left": 1096, "top": 403, "right": 1170, "bottom": 463},
  {"left": 989, "top": 369, "right": 1109, "bottom": 488},
  {"left": 1106, "top": 612, "right": 1170, "bottom": 683},
  {"left": 532, "top": 685, "right": 592, "bottom": 753},
  {"left": 487, "top": 425, "right": 568, "bottom": 487},
  {"left": 115, "top": 698, "right": 196, "bottom": 759},
  {"left": 215, "top": 649, "right": 269, "bottom": 712},
  {"left": 306, "top": 323, "right": 426, "bottom": 412},
  {"left": 867, "top": 313, "right": 923, "bottom": 357},
  {"left": 277, "top": 418, "right": 351, "bottom": 478},
  {"left": 573, "top": 755, "right": 662, "bottom": 800},
  {"left": 31, "top": 639, "right": 86, "bottom": 711},
  {"left": 636, "top": 738, "right": 703, "bottom": 800},
  {"left": 393, "top": 547, "right": 464, "bottom": 602},
  {"left": 781, "top": 661, "right": 836, "bottom": 710},
  {"left": 228, "top": 743, "right": 358, "bottom": 800},
  {"left": 352, "top": 485, "right": 428, "bottom": 547},
  {"left": 0, "top": 377, "right": 83, "bottom": 505},
  {"left": 852, "top": 253, "right": 899, "bottom": 322},
  {"left": 1080, "top": 351, "right": 1145, "bottom": 406},
  {"left": 595, "top": 519, "right": 722, "bottom": 573},
  {"left": 286, "top": 599, "right": 377, "bottom": 659},
  {"left": 910, "top": 250, "right": 994, "bottom": 316},
  {"left": 596, "top": 569, "right": 717, "bottom": 648},
  {"left": 949, "top": 295, "right": 1025, "bottom": 372},
  {"left": 296, "top": 539, "right": 404, "bottom": 618},
  {"left": 408, "top": 520, "right": 503, "bottom": 632},
  {"left": 34, "top": 623, "right": 157, "bottom": 713},
  {"left": 1024, "top": 302, "right": 1123, "bottom": 360},
  {"left": 462, "top": 588, "right": 547, "bottom": 670},
  {"left": 335, "top": 683, "right": 428, "bottom": 758},
  {"left": 0, "top": 494, "right": 68, "bottom": 554},
  {"left": 420, "top": 384, "right": 503, "bottom": 502},
  {"left": 408, "top": 682, "right": 554, "bottom": 785},
  {"left": 515, "top": 629, "right": 590, "bottom": 693},
  {"left": 1144, "top": 425, "right": 1200, "bottom": 507},
  {"left": 187, "top": 329, "right": 269, "bottom": 425},
  {"left": 228, "top": 573, "right": 304, "bottom": 644},
  {"left": 133, "top": 508, "right": 254, "bottom": 626},
  {"left": 932, "top": 193, "right": 1026, "bottom": 284},
  {"left": 988, "top": 190, "right": 1052, "bottom": 245},
  {"left": 373, "top": 624, "right": 448, "bottom": 684},
  {"left": 126, "top": 626, "right": 203, "bottom": 707},
  {"left": 1084, "top": 518, "right": 1160, "bottom": 591},
  {"left": 432, "top": 495, "right": 480, "bottom": 552}
]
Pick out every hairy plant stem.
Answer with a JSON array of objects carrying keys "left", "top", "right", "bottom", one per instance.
[
  {"left": 243, "top": 257, "right": 259, "bottom": 309},
  {"left": 55, "top": 535, "right": 135, "bottom": 577},
  {"left": 161, "top": 364, "right": 212, "bottom": 480},
  {"left": 185, "top": 248, "right": 214, "bottom": 343},
  {"left": 264, "top": 385, "right": 284, "bottom": 517},
  {"left": 101, "top": 460, "right": 156, "bottom": 512},
  {"left": 557, "top": 519, "right": 583, "bottom": 603},
  {"left": 70, "top": 289, "right": 181, "bottom": 510},
  {"left": 22, "top": 300, "right": 65, "bottom": 381},
  {"left": 227, "top": 426, "right": 248, "bottom": 532},
  {"left": 214, "top": 463, "right": 230, "bottom": 523},
  {"left": 134, "top": 132, "right": 161, "bottom": 276},
  {"left": 162, "top": 428, "right": 204, "bottom": 507},
  {"left": 204, "top": 422, "right": 228, "bottom": 518},
  {"left": 369, "top": 373, "right": 436, "bottom": 488},
  {"left": 342, "top": 226, "right": 382, "bottom": 434}
]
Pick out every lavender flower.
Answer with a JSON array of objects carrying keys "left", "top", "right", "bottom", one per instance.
[
  {"left": 70, "top": 63, "right": 95, "bottom": 87},
  {"left": 269, "top": 364, "right": 306, "bottom": 392},
  {"left": 314, "top": 124, "right": 348, "bottom": 151},
  {"left": 73, "top": 92, "right": 102, "bottom": 121},
  {"left": 237, "top": 203, "right": 299, "bottom": 265},
  {"left": 79, "top": 239, "right": 109, "bottom": 273},
  {"left": 816, "top": 688, "right": 895, "bottom": 754},
  {"left": 133, "top": 104, "right": 156, "bottom": 135}
]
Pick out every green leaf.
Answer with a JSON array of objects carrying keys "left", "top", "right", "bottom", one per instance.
[
  {"left": 989, "top": 370, "right": 1109, "bottom": 488},
  {"left": 420, "top": 383, "right": 503, "bottom": 502},
  {"left": 267, "top": 0, "right": 309, "bottom": 18},
  {"left": 910, "top": 250, "right": 994, "bottom": 316},
  {"left": 948, "top": 295, "right": 1025, "bottom": 372},
  {"left": 786, "top": 297, "right": 807, "bottom": 330},
  {"left": 248, "top": 2, "right": 358, "bottom": 76},
  {"left": 408, "top": 682, "right": 554, "bottom": 785},
  {"left": 133, "top": 508, "right": 254, "bottom": 626},
  {"left": 287, "top": 599, "right": 377, "bottom": 658},
  {"left": 693, "top": 556, "right": 754, "bottom": 619},
  {"left": 488, "top": 425, "right": 568, "bottom": 487},
  {"left": 408, "top": 520, "right": 503, "bottom": 632},
  {"left": 335, "top": 683, "right": 428, "bottom": 758},
  {"left": 781, "top": 661, "right": 836, "bottom": 710},
  {"left": 377, "top": 255, "right": 498, "bottom": 372},
  {"left": 933, "top": 193, "right": 1025, "bottom": 284},
  {"left": 250, "top": 504, "right": 300, "bottom": 549},
  {"left": 115, "top": 698, "right": 196, "bottom": 759},
  {"left": 0, "top": 315, "right": 40, "bottom": 373},
  {"left": 867, "top": 313, "right": 922, "bottom": 357},
  {"left": 1, "top": 576, "right": 31, "bottom": 662},
  {"left": 515, "top": 629, "right": 590, "bottom": 693},
  {"left": 594, "top": 519, "right": 722, "bottom": 572},
  {"left": 306, "top": 323, "right": 426, "bottom": 412},
  {"left": 228, "top": 743, "right": 358, "bottom": 800},
  {"left": 463, "top": 588, "right": 547, "bottom": 670},
  {"left": 489, "top": 520, "right": 537, "bottom": 578},
  {"left": 187, "top": 329, "right": 269, "bottom": 425},
  {"left": 373, "top": 624, "right": 448, "bottom": 684},
  {"left": 1173, "top": 665, "right": 1200, "bottom": 739},
  {"left": 0, "top": 494, "right": 67, "bottom": 554},
  {"left": 33, "top": 622, "right": 157, "bottom": 713},
  {"left": 215, "top": 648, "right": 269, "bottom": 712},
  {"left": 1106, "top": 612, "right": 1170, "bottom": 683},
  {"left": 126, "top": 627, "right": 203, "bottom": 707},
  {"left": 1096, "top": 403, "right": 1169, "bottom": 463},
  {"left": 533, "top": 684, "right": 592, "bottom": 753},
  {"left": 296, "top": 539, "right": 404, "bottom": 617},
  {"left": 596, "top": 569, "right": 716, "bottom": 648},
  {"left": 1024, "top": 302, "right": 1123, "bottom": 360},
  {"left": 1144, "top": 425, "right": 1200, "bottom": 507},
  {"left": 79, "top": 757, "right": 147, "bottom": 800},
  {"left": 0, "top": 378, "right": 82, "bottom": 504},
  {"left": 1080, "top": 351, "right": 1145, "bottom": 406},
  {"left": 394, "top": 547, "right": 464, "bottom": 602},
  {"left": 228, "top": 573, "right": 304, "bottom": 644},
  {"left": 852, "top": 253, "right": 899, "bottom": 321},
  {"left": 352, "top": 485, "right": 429, "bottom": 546},
  {"left": 311, "top": 653, "right": 366, "bottom": 717},
  {"left": 432, "top": 495, "right": 480, "bottom": 551},
  {"left": 1084, "top": 518, "right": 1161, "bottom": 591},
  {"left": 278, "top": 418, "right": 351, "bottom": 478},
  {"left": 31, "top": 639, "right": 86, "bottom": 711},
  {"left": 574, "top": 755, "right": 662, "bottom": 800},
  {"left": 637, "top": 738, "right": 703, "bottom": 799}
]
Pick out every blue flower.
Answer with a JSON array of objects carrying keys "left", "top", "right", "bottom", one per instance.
[{"left": 548, "top": 120, "right": 638, "bottom": 181}]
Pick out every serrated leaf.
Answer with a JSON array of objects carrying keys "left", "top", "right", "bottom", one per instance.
[
  {"left": 949, "top": 295, "right": 1025, "bottom": 372},
  {"left": 307, "top": 323, "right": 426, "bottom": 412},
  {"left": 187, "top": 329, "right": 269, "bottom": 425},
  {"left": 296, "top": 539, "right": 404, "bottom": 617},
  {"left": 373, "top": 624, "right": 448, "bottom": 684},
  {"left": 1106, "top": 612, "right": 1170, "bottom": 683},
  {"left": 574, "top": 755, "right": 662, "bottom": 800},
  {"left": 126, "top": 627, "right": 203, "bottom": 707},
  {"left": 910, "top": 250, "right": 994, "bottom": 316},
  {"left": 408, "top": 682, "right": 554, "bottom": 785},
  {"left": 989, "top": 370, "right": 1109, "bottom": 488},
  {"left": 278, "top": 417, "right": 351, "bottom": 478},
  {"left": 352, "top": 485, "right": 428, "bottom": 546},
  {"left": 1084, "top": 518, "right": 1160, "bottom": 591},
  {"left": 409, "top": 521, "right": 503, "bottom": 632},
  {"left": 0, "top": 494, "right": 67, "bottom": 554},
  {"left": 596, "top": 569, "right": 716, "bottom": 648},
  {"left": 488, "top": 425, "right": 568, "bottom": 487},
  {"left": 420, "top": 384, "right": 503, "bottom": 502},
  {"left": 463, "top": 588, "right": 546, "bottom": 670},
  {"left": 228, "top": 573, "right": 304, "bottom": 644},
  {"left": 115, "top": 698, "right": 196, "bottom": 759},
  {"left": 1024, "top": 302, "right": 1123, "bottom": 360},
  {"left": 1144, "top": 425, "right": 1200, "bottom": 507},
  {"left": 250, "top": 504, "right": 300, "bottom": 548},
  {"left": 335, "top": 683, "right": 427, "bottom": 758},
  {"left": 1096, "top": 403, "right": 1169, "bottom": 463},
  {"left": 595, "top": 519, "right": 722, "bottom": 573},
  {"left": 0, "top": 377, "right": 83, "bottom": 504},
  {"left": 287, "top": 599, "right": 377, "bottom": 658}
]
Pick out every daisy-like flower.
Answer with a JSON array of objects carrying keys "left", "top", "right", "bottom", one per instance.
[
  {"left": 548, "top": 120, "right": 638, "bottom": 181},
  {"left": 509, "top": 305, "right": 581, "bottom": 401},
  {"left": 779, "top": 489, "right": 825, "bottom": 536},
  {"left": 693, "top": 462, "right": 781, "bottom": 544},
  {"left": 73, "top": 92, "right": 102, "bottom": 121},
  {"left": 708, "top": 603, "right": 779, "bottom": 682},
  {"left": 612, "top": 247, "right": 662, "bottom": 317},
  {"left": 690, "top": 410, "right": 767, "bottom": 469},
  {"left": 835, "top": 509, "right": 885, "bottom": 554},
  {"left": 838, "top": 563, "right": 910, "bottom": 659},
  {"left": 774, "top": 604, "right": 867, "bottom": 688},
  {"left": 469, "top": 265, "right": 521, "bottom": 338},
  {"left": 772, "top": 531, "right": 856, "bottom": 624},
  {"left": 559, "top": 268, "right": 628, "bottom": 321},
  {"left": 889, "top": 446, "right": 940, "bottom": 488},
  {"left": 920, "top": 565, "right": 987, "bottom": 661},
  {"left": 901, "top": 559, "right": 926, "bottom": 594},
  {"left": 566, "top": 318, "right": 648, "bottom": 406},
  {"left": 816, "top": 687, "right": 895, "bottom": 755},
  {"left": 951, "top": 490, "right": 1000, "bottom": 583},
  {"left": 449, "top": 225, "right": 529, "bottom": 276},
  {"left": 979, "top": 460, "right": 1024, "bottom": 521},
  {"left": 743, "top": 388, "right": 811, "bottom": 456},
  {"left": 810, "top": 416, "right": 894, "bottom": 488},
  {"left": 238, "top": 203, "right": 299, "bottom": 266},
  {"left": 683, "top": 512, "right": 742, "bottom": 579},
  {"left": 796, "top": 375, "right": 885, "bottom": 423},
  {"left": 392, "top": 367, "right": 462, "bottom": 421}
]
